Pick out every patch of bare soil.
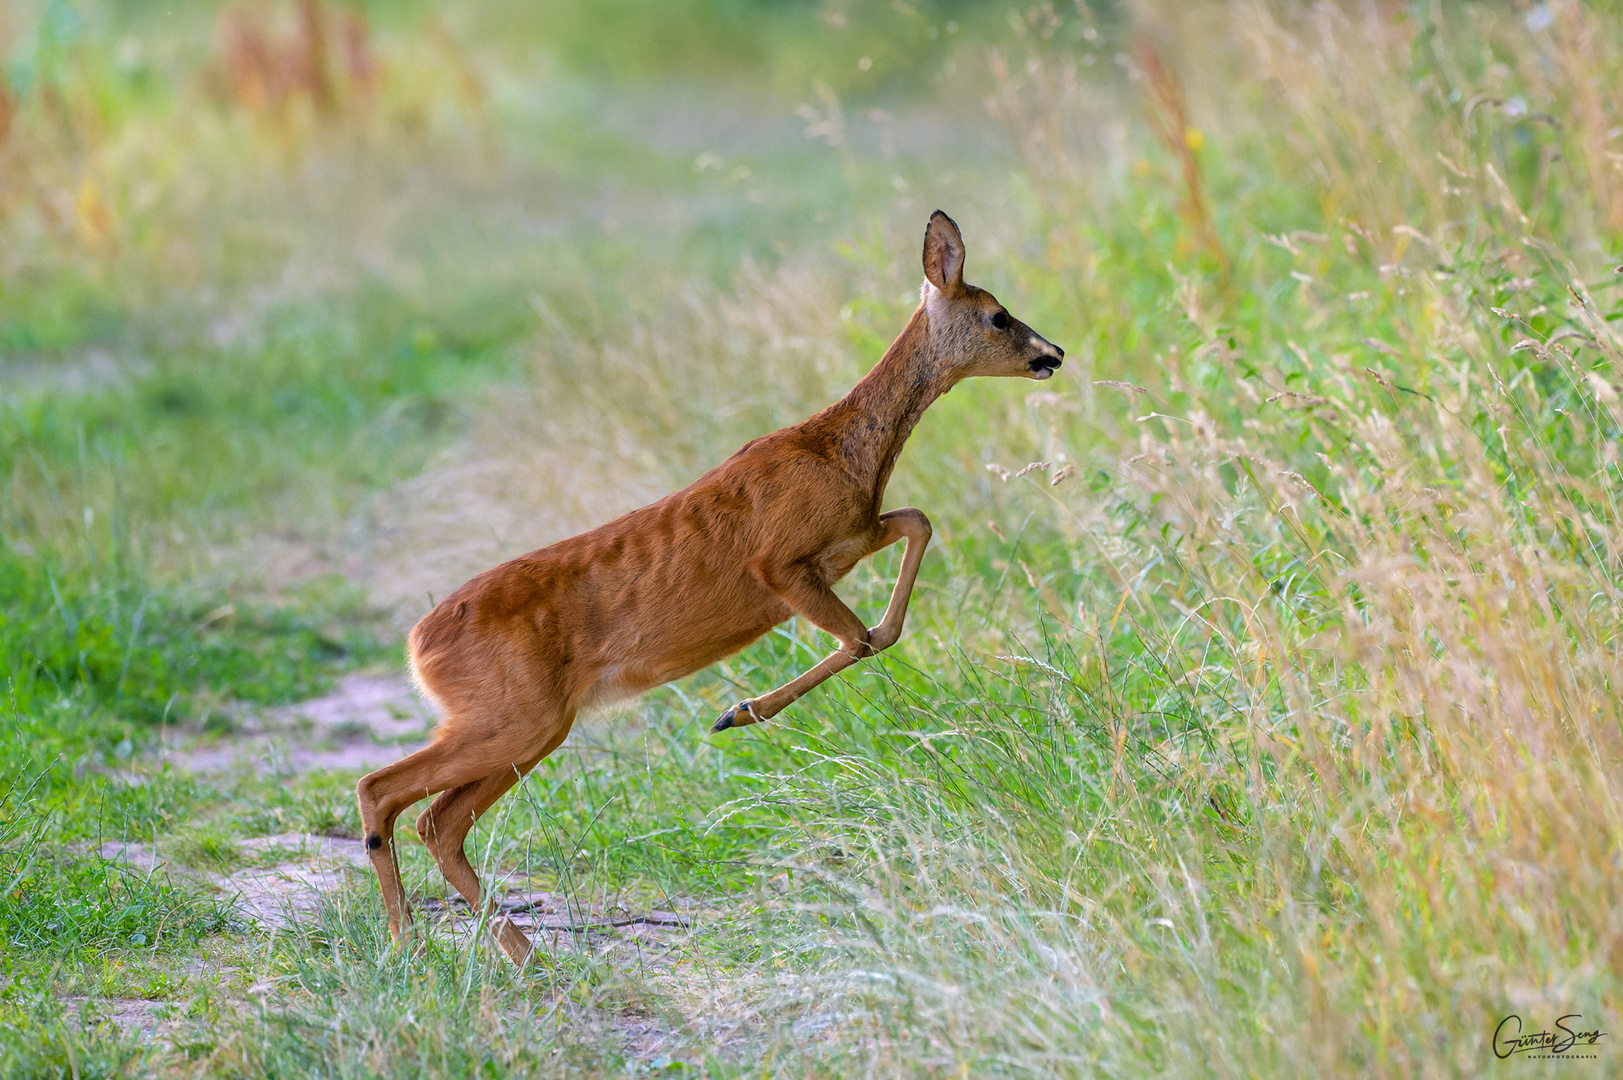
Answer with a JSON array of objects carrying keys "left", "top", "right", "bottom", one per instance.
[
  {"left": 98, "top": 832, "right": 371, "bottom": 929},
  {"left": 164, "top": 672, "right": 437, "bottom": 777},
  {"left": 230, "top": 833, "right": 376, "bottom": 928},
  {"left": 60, "top": 996, "right": 171, "bottom": 1040},
  {"left": 419, "top": 889, "right": 695, "bottom": 955},
  {"left": 135, "top": 673, "right": 704, "bottom": 951},
  {"left": 99, "top": 831, "right": 704, "bottom": 963},
  {"left": 112, "top": 674, "right": 433, "bottom": 930}
]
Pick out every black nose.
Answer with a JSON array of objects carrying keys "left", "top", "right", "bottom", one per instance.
[{"left": 1053, "top": 345, "right": 1065, "bottom": 360}]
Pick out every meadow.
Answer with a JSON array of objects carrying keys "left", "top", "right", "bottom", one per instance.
[{"left": 1, "top": 0, "right": 1621, "bottom": 1076}]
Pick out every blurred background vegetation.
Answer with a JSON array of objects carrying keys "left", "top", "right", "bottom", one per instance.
[{"left": 2, "top": 0, "right": 1622, "bottom": 1076}]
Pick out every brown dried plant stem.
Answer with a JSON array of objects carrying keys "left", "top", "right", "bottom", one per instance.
[{"left": 1136, "top": 32, "right": 1230, "bottom": 280}]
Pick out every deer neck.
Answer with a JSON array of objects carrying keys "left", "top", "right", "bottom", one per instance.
[{"left": 833, "top": 305, "right": 955, "bottom": 499}]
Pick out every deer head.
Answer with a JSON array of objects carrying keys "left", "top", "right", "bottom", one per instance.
[{"left": 920, "top": 210, "right": 1064, "bottom": 381}]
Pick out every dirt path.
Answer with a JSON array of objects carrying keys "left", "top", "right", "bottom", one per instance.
[
  {"left": 164, "top": 672, "right": 437, "bottom": 777},
  {"left": 140, "top": 672, "right": 699, "bottom": 949},
  {"left": 93, "top": 674, "right": 712, "bottom": 1064}
]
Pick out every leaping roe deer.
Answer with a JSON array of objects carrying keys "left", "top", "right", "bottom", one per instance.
[{"left": 357, "top": 211, "right": 1064, "bottom": 966}]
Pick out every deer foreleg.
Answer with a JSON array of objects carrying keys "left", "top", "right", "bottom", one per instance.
[
  {"left": 714, "top": 508, "right": 931, "bottom": 731},
  {"left": 862, "top": 507, "right": 933, "bottom": 651}
]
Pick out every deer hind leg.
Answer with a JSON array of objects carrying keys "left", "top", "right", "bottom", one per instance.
[
  {"left": 715, "top": 508, "right": 932, "bottom": 731},
  {"left": 413, "top": 719, "right": 574, "bottom": 967},
  {"left": 414, "top": 763, "right": 537, "bottom": 966},
  {"left": 355, "top": 723, "right": 543, "bottom": 948}
]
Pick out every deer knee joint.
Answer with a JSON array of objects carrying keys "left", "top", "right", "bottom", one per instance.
[
  {"left": 842, "top": 631, "right": 879, "bottom": 659},
  {"left": 882, "top": 507, "right": 932, "bottom": 541},
  {"left": 867, "top": 625, "right": 901, "bottom": 652}
]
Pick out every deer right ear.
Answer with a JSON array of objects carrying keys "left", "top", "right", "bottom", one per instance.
[{"left": 922, "top": 210, "right": 966, "bottom": 297}]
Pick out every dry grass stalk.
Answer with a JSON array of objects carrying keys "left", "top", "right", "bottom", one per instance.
[
  {"left": 217, "top": 0, "right": 377, "bottom": 117},
  {"left": 1134, "top": 32, "right": 1229, "bottom": 276}
]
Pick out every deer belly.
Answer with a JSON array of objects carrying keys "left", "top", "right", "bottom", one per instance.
[{"left": 581, "top": 582, "right": 788, "bottom": 703}]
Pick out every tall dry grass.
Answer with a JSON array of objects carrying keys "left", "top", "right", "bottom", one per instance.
[
  {"left": 709, "top": 2, "right": 1623, "bottom": 1073},
  {"left": 393, "top": 2, "right": 1623, "bottom": 1073}
]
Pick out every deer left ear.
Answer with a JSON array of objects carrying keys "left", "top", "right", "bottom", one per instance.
[{"left": 922, "top": 210, "right": 966, "bottom": 297}]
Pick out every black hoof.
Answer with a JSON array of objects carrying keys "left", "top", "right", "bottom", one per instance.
[{"left": 712, "top": 700, "right": 756, "bottom": 732}]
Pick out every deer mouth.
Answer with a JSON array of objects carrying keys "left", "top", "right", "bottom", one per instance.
[{"left": 1029, "top": 359, "right": 1061, "bottom": 379}]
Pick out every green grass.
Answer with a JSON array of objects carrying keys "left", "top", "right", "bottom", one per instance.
[
  {"left": 0, "top": 549, "right": 387, "bottom": 721},
  {"left": 3, "top": 0, "right": 1622, "bottom": 1076},
  {"left": 0, "top": 991, "right": 150, "bottom": 1080}
]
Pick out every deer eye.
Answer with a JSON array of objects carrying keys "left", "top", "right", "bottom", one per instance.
[{"left": 991, "top": 310, "right": 1010, "bottom": 330}]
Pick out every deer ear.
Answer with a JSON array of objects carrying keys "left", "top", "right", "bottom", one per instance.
[{"left": 922, "top": 210, "right": 966, "bottom": 296}]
